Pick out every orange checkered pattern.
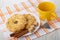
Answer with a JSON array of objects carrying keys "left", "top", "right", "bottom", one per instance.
[{"left": 0, "top": 0, "right": 60, "bottom": 40}]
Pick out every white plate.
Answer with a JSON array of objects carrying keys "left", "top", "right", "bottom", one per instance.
[{"left": 5, "top": 12, "right": 40, "bottom": 36}]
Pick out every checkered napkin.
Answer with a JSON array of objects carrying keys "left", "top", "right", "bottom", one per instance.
[{"left": 0, "top": 0, "right": 60, "bottom": 40}]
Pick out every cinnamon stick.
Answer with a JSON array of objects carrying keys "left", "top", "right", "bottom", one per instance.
[{"left": 10, "top": 29, "right": 28, "bottom": 38}]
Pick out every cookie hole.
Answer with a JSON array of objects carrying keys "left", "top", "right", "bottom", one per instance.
[{"left": 14, "top": 21, "right": 18, "bottom": 24}]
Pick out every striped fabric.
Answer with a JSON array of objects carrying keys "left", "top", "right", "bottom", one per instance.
[{"left": 0, "top": 0, "right": 60, "bottom": 40}]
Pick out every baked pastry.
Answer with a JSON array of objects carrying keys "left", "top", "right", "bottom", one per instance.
[
  {"left": 23, "top": 14, "right": 38, "bottom": 32},
  {"left": 6, "top": 14, "right": 38, "bottom": 38},
  {"left": 6, "top": 14, "right": 27, "bottom": 33},
  {"left": 6, "top": 14, "right": 38, "bottom": 34}
]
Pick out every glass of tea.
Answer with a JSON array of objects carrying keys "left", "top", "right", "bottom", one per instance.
[{"left": 37, "top": 2, "right": 57, "bottom": 21}]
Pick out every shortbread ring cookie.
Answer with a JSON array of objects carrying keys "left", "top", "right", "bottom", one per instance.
[{"left": 6, "top": 14, "right": 27, "bottom": 33}]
